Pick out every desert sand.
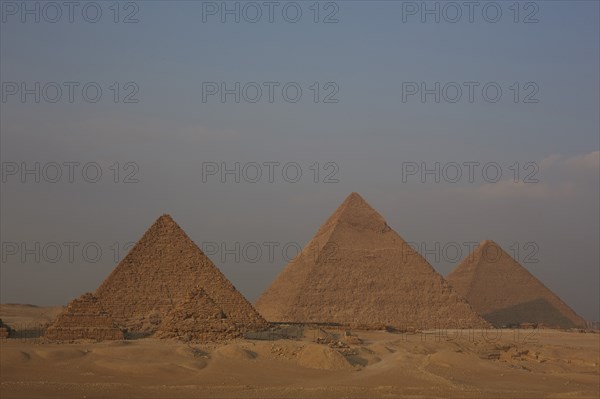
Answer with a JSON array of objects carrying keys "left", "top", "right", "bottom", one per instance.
[{"left": 1, "top": 304, "right": 599, "bottom": 399}]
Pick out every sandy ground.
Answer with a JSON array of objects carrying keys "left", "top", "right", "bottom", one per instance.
[
  {"left": 1, "top": 306, "right": 598, "bottom": 399},
  {"left": 0, "top": 304, "right": 63, "bottom": 328}
]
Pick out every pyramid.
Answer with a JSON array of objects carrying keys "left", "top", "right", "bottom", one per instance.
[
  {"left": 255, "top": 193, "right": 488, "bottom": 329},
  {"left": 44, "top": 293, "right": 124, "bottom": 341},
  {"left": 447, "top": 240, "right": 587, "bottom": 328},
  {"left": 156, "top": 287, "right": 242, "bottom": 342},
  {"left": 95, "top": 214, "right": 268, "bottom": 334}
]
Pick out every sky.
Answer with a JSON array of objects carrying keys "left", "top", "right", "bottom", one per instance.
[{"left": 1, "top": 0, "right": 599, "bottom": 321}]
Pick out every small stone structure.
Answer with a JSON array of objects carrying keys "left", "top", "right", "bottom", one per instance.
[{"left": 45, "top": 293, "right": 124, "bottom": 341}]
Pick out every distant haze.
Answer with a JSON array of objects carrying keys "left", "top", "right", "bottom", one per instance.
[{"left": 1, "top": 2, "right": 598, "bottom": 322}]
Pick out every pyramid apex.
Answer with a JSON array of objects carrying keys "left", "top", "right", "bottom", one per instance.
[
  {"left": 319, "top": 192, "right": 389, "bottom": 234},
  {"left": 345, "top": 192, "right": 366, "bottom": 203},
  {"left": 480, "top": 239, "right": 498, "bottom": 247},
  {"left": 477, "top": 239, "right": 501, "bottom": 252},
  {"left": 339, "top": 192, "right": 376, "bottom": 213},
  {"left": 151, "top": 214, "right": 181, "bottom": 230},
  {"left": 157, "top": 214, "right": 175, "bottom": 222}
]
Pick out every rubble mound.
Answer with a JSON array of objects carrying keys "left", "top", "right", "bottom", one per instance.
[
  {"left": 0, "top": 319, "right": 13, "bottom": 339},
  {"left": 156, "top": 287, "right": 242, "bottom": 342}
]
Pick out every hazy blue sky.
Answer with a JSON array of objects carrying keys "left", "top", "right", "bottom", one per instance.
[{"left": 1, "top": 1, "right": 598, "bottom": 321}]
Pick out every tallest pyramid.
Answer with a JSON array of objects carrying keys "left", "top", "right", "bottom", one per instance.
[
  {"left": 95, "top": 215, "right": 268, "bottom": 334},
  {"left": 256, "top": 193, "right": 488, "bottom": 329}
]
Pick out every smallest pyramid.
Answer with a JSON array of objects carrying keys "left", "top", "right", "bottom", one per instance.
[
  {"left": 45, "top": 293, "right": 124, "bottom": 341},
  {"left": 156, "top": 287, "right": 242, "bottom": 342},
  {"left": 0, "top": 319, "right": 13, "bottom": 339}
]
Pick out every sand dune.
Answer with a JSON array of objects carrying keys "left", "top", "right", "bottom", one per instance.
[
  {"left": 1, "top": 325, "right": 598, "bottom": 398},
  {"left": 297, "top": 344, "right": 354, "bottom": 370}
]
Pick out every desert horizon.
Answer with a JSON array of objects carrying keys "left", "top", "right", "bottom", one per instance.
[
  {"left": 2, "top": 1, "right": 599, "bottom": 398},
  {"left": 2, "top": 192, "right": 599, "bottom": 398}
]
